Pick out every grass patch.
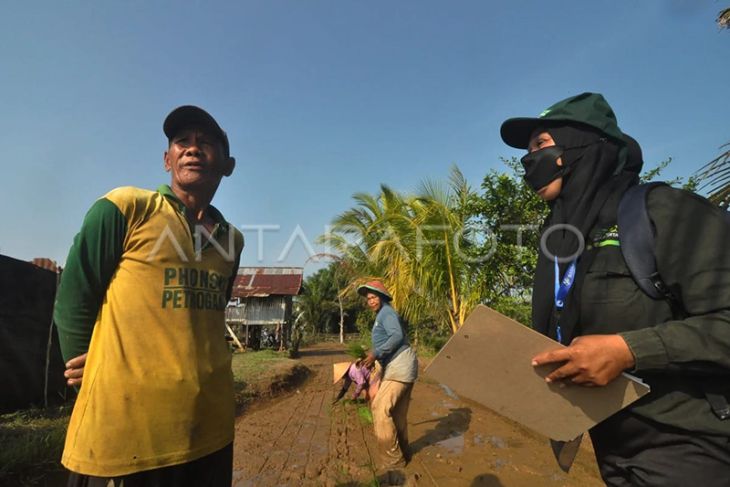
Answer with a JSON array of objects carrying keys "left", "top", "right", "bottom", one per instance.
[
  {"left": 0, "top": 405, "right": 71, "bottom": 485},
  {"left": 334, "top": 399, "right": 374, "bottom": 426},
  {"left": 356, "top": 405, "right": 373, "bottom": 425},
  {"left": 231, "top": 349, "right": 290, "bottom": 378},
  {"left": 231, "top": 349, "right": 307, "bottom": 411}
]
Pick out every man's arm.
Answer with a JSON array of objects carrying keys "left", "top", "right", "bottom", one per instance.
[{"left": 54, "top": 198, "right": 127, "bottom": 366}]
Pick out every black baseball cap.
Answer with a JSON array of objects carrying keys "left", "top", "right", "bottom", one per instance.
[
  {"left": 500, "top": 92, "right": 625, "bottom": 149},
  {"left": 163, "top": 105, "right": 230, "bottom": 157}
]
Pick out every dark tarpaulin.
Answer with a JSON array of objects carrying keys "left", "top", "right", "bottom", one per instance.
[{"left": 0, "top": 254, "right": 68, "bottom": 413}]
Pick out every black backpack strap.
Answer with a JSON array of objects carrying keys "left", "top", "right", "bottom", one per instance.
[{"left": 617, "top": 182, "right": 674, "bottom": 301}]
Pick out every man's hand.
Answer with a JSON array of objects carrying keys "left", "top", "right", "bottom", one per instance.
[
  {"left": 31, "top": 258, "right": 58, "bottom": 272},
  {"left": 65, "top": 353, "right": 87, "bottom": 387},
  {"left": 531, "top": 335, "right": 635, "bottom": 386},
  {"left": 362, "top": 351, "right": 376, "bottom": 368}
]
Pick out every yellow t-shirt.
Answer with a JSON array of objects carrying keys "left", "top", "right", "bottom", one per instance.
[{"left": 58, "top": 186, "right": 244, "bottom": 476}]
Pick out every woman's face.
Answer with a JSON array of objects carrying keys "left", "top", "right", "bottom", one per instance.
[
  {"left": 527, "top": 130, "right": 563, "bottom": 201},
  {"left": 365, "top": 292, "right": 382, "bottom": 312}
]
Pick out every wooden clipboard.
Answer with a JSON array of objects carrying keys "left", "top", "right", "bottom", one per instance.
[{"left": 425, "top": 305, "right": 650, "bottom": 441}]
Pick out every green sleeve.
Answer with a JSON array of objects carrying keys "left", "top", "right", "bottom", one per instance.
[
  {"left": 225, "top": 230, "right": 243, "bottom": 301},
  {"left": 620, "top": 187, "right": 730, "bottom": 374},
  {"left": 54, "top": 198, "right": 127, "bottom": 363}
]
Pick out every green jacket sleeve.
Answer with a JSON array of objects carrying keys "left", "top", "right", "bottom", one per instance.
[
  {"left": 620, "top": 186, "right": 730, "bottom": 374},
  {"left": 54, "top": 198, "right": 127, "bottom": 363}
]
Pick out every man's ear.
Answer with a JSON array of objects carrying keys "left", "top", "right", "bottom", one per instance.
[
  {"left": 223, "top": 156, "right": 235, "bottom": 177},
  {"left": 163, "top": 151, "right": 171, "bottom": 172}
]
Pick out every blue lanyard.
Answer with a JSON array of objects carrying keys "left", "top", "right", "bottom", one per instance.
[{"left": 553, "top": 257, "right": 577, "bottom": 344}]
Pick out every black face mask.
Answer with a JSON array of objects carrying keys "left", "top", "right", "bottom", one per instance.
[{"left": 521, "top": 146, "right": 565, "bottom": 192}]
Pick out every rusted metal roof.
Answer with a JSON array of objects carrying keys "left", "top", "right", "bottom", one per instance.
[{"left": 231, "top": 267, "right": 303, "bottom": 298}]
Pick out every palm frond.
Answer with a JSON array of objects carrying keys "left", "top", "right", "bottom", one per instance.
[
  {"left": 697, "top": 142, "right": 730, "bottom": 208},
  {"left": 718, "top": 8, "right": 730, "bottom": 30}
]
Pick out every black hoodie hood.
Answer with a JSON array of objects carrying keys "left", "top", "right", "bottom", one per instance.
[{"left": 530, "top": 124, "right": 639, "bottom": 340}]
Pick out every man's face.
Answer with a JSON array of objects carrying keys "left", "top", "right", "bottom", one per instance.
[
  {"left": 366, "top": 292, "right": 382, "bottom": 312},
  {"left": 164, "top": 126, "right": 234, "bottom": 193}
]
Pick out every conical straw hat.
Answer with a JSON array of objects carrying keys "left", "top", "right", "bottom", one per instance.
[{"left": 333, "top": 362, "right": 352, "bottom": 384}]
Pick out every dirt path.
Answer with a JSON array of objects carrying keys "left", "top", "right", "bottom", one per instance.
[{"left": 232, "top": 343, "right": 603, "bottom": 487}]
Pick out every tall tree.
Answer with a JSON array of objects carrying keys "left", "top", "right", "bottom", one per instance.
[
  {"left": 464, "top": 159, "right": 548, "bottom": 325},
  {"left": 295, "top": 267, "right": 339, "bottom": 335},
  {"left": 412, "top": 167, "right": 485, "bottom": 333}
]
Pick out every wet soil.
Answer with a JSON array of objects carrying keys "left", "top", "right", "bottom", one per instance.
[{"left": 232, "top": 343, "right": 603, "bottom": 486}]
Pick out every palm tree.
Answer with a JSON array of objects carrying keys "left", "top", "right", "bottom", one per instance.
[
  {"left": 324, "top": 184, "right": 427, "bottom": 324},
  {"left": 411, "top": 167, "right": 484, "bottom": 333},
  {"left": 323, "top": 166, "right": 481, "bottom": 334}
]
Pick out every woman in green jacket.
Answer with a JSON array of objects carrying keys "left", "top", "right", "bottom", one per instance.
[{"left": 500, "top": 92, "right": 730, "bottom": 486}]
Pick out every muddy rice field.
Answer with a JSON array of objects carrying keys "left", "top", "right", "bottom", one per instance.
[{"left": 232, "top": 343, "right": 603, "bottom": 486}]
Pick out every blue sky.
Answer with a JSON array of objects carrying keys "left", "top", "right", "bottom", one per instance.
[{"left": 2, "top": 1, "right": 728, "bottom": 271}]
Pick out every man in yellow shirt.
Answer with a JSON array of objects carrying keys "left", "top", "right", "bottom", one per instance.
[{"left": 54, "top": 106, "right": 244, "bottom": 486}]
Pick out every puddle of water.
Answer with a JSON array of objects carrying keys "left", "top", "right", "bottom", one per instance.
[
  {"left": 439, "top": 384, "right": 459, "bottom": 399},
  {"left": 493, "top": 458, "right": 509, "bottom": 469},
  {"left": 435, "top": 433, "right": 465, "bottom": 454},
  {"left": 489, "top": 435, "right": 508, "bottom": 449}
]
